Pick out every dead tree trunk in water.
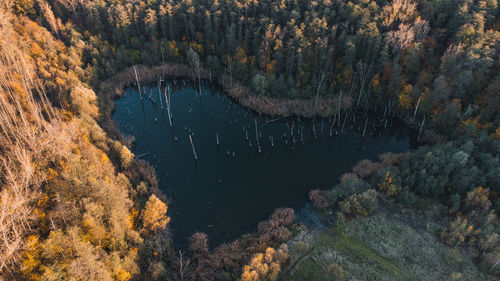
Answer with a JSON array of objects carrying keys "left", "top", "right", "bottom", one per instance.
[
  {"left": 189, "top": 134, "right": 198, "bottom": 160},
  {"left": 314, "top": 74, "right": 325, "bottom": 116},
  {"left": 196, "top": 63, "right": 201, "bottom": 96},
  {"left": 164, "top": 87, "right": 173, "bottom": 127},
  {"left": 356, "top": 62, "right": 373, "bottom": 107},
  {"left": 133, "top": 66, "right": 142, "bottom": 100},
  {"left": 158, "top": 77, "right": 163, "bottom": 109},
  {"left": 161, "top": 45, "right": 166, "bottom": 81},
  {"left": 338, "top": 91, "right": 342, "bottom": 127},
  {"left": 255, "top": 118, "right": 261, "bottom": 152}
]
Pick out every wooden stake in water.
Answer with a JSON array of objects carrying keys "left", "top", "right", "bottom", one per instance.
[
  {"left": 255, "top": 119, "right": 260, "bottom": 151},
  {"left": 164, "top": 87, "right": 173, "bottom": 127},
  {"left": 216, "top": 132, "right": 219, "bottom": 145},
  {"left": 133, "top": 66, "right": 142, "bottom": 100},
  {"left": 338, "top": 91, "right": 342, "bottom": 127},
  {"left": 189, "top": 134, "right": 198, "bottom": 160},
  {"left": 158, "top": 77, "right": 163, "bottom": 110},
  {"left": 167, "top": 86, "right": 169, "bottom": 110}
]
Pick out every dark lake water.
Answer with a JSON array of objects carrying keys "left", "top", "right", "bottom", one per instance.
[{"left": 113, "top": 80, "right": 412, "bottom": 248}]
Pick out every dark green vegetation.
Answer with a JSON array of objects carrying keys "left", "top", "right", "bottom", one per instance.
[
  {"left": 55, "top": 0, "right": 500, "bottom": 139},
  {"left": 1, "top": 0, "right": 499, "bottom": 280},
  {"left": 307, "top": 134, "right": 500, "bottom": 279}
]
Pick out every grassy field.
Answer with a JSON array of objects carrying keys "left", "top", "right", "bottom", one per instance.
[{"left": 282, "top": 213, "right": 494, "bottom": 281}]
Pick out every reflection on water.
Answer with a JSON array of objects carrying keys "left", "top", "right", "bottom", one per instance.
[{"left": 113, "top": 80, "right": 412, "bottom": 248}]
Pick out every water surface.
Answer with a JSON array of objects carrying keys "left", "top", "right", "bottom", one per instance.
[{"left": 113, "top": 80, "right": 411, "bottom": 248}]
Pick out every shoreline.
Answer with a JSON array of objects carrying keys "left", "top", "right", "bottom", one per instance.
[{"left": 98, "top": 63, "right": 353, "bottom": 122}]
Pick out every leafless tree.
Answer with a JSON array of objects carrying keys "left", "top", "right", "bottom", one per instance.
[
  {"left": 386, "top": 23, "right": 415, "bottom": 53},
  {"left": 413, "top": 17, "right": 430, "bottom": 41}
]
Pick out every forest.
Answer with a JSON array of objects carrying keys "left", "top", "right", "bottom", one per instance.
[{"left": 0, "top": 0, "right": 499, "bottom": 280}]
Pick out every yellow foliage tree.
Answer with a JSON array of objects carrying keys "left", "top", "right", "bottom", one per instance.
[
  {"left": 240, "top": 246, "right": 288, "bottom": 281},
  {"left": 399, "top": 84, "right": 413, "bottom": 110},
  {"left": 378, "top": 172, "right": 400, "bottom": 198},
  {"left": 492, "top": 127, "right": 500, "bottom": 141},
  {"left": 142, "top": 195, "right": 171, "bottom": 234}
]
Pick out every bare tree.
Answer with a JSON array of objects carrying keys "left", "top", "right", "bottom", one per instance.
[
  {"left": 386, "top": 23, "right": 415, "bottom": 53},
  {"left": 356, "top": 62, "right": 373, "bottom": 107},
  {"left": 0, "top": 8, "right": 57, "bottom": 272},
  {"left": 413, "top": 17, "right": 430, "bottom": 41}
]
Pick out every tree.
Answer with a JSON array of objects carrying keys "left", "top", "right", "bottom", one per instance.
[
  {"left": 12, "top": 0, "right": 35, "bottom": 16},
  {"left": 240, "top": 246, "right": 288, "bottom": 281},
  {"left": 309, "top": 190, "right": 329, "bottom": 209},
  {"left": 386, "top": 23, "right": 415, "bottom": 54},
  {"left": 188, "top": 48, "right": 202, "bottom": 94},
  {"left": 142, "top": 195, "right": 170, "bottom": 234},
  {"left": 251, "top": 72, "right": 268, "bottom": 95},
  {"left": 338, "top": 189, "right": 378, "bottom": 218},
  {"left": 189, "top": 232, "right": 209, "bottom": 261}
]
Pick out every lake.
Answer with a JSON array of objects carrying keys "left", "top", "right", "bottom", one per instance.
[{"left": 113, "top": 79, "right": 413, "bottom": 248}]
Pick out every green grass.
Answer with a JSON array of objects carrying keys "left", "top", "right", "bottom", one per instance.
[
  {"left": 284, "top": 229, "right": 414, "bottom": 281},
  {"left": 330, "top": 231, "right": 415, "bottom": 280}
]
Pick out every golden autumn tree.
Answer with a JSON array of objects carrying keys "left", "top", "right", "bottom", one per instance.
[
  {"left": 378, "top": 171, "right": 400, "bottom": 198},
  {"left": 240, "top": 246, "right": 288, "bottom": 281},
  {"left": 492, "top": 128, "right": 500, "bottom": 141},
  {"left": 142, "top": 195, "right": 171, "bottom": 234},
  {"left": 398, "top": 84, "right": 413, "bottom": 110}
]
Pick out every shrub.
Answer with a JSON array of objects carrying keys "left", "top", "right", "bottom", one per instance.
[
  {"left": 309, "top": 189, "right": 329, "bottom": 209},
  {"left": 397, "top": 188, "right": 417, "bottom": 205},
  {"left": 339, "top": 173, "right": 358, "bottom": 183},
  {"left": 189, "top": 232, "right": 209, "bottom": 260},
  {"left": 379, "top": 152, "right": 406, "bottom": 167},
  {"left": 258, "top": 208, "right": 295, "bottom": 244},
  {"left": 378, "top": 172, "right": 400, "bottom": 198},
  {"left": 269, "top": 208, "right": 295, "bottom": 227},
  {"left": 326, "top": 262, "right": 344, "bottom": 280},
  {"left": 440, "top": 215, "right": 478, "bottom": 247},
  {"left": 464, "top": 187, "right": 491, "bottom": 216},
  {"left": 327, "top": 178, "right": 370, "bottom": 206},
  {"left": 352, "top": 159, "right": 380, "bottom": 179},
  {"left": 448, "top": 193, "right": 461, "bottom": 212},
  {"left": 338, "top": 189, "right": 377, "bottom": 218}
]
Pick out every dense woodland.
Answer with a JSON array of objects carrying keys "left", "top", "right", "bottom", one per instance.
[
  {"left": 48, "top": 0, "right": 500, "bottom": 139},
  {"left": 0, "top": 0, "right": 499, "bottom": 280}
]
